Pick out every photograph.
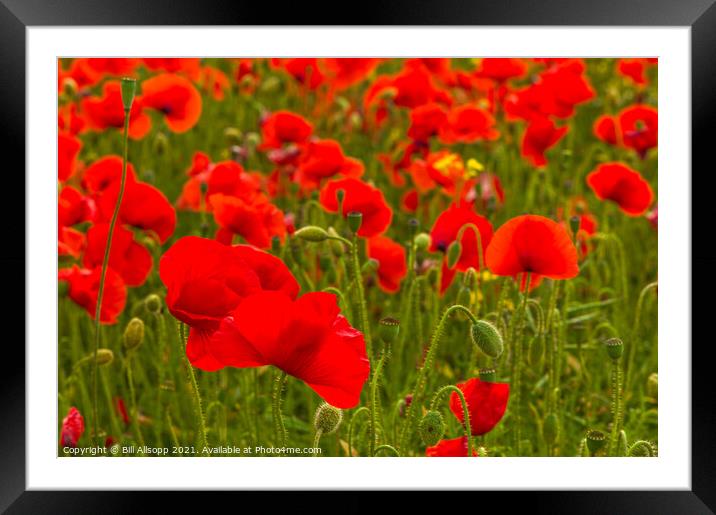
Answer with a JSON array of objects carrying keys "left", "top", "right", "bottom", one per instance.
[{"left": 56, "top": 57, "right": 658, "bottom": 459}]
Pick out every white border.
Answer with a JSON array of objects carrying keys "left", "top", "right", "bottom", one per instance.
[{"left": 28, "top": 27, "right": 690, "bottom": 489}]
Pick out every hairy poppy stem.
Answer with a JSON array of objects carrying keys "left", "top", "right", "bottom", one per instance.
[
  {"left": 430, "top": 384, "right": 473, "bottom": 457},
  {"left": 126, "top": 355, "right": 146, "bottom": 450},
  {"left": 90, "top": 80, "right": 135, "bottom": 445},
  {"left": 608, "top": 355, "right": 624, "bottom": 456},
  {"left": 398, "top": 304, "right": 478, "bottom": 454},
  {"left": 272, "top": 370, "right": 288, "bottom": 455},
  {"left": 351, "top": 233, "right": 373, "bottom": 359},
  {"left": 374, "top": 444, "right": 400, "bottom": 457},
  {"left": 312, "top": 429, "right": 323, "bottom": 455},
  {"left": 512, "top": 272, "right": 531, "bottom": 455},
  {"left": 369, "top": 345, "right": 389, "bottom": 457},
  {"left": 626, "top": 281, "right": 657, "bottom": 392},
  {"left": 177, "top": 322, "right": 209, "bottom": 455},
  {"left": 455, "top": 222, "right": 485, "bottom": 271},
  {"left": 347, "top": 406, "right": 369, "bottom": 457}
]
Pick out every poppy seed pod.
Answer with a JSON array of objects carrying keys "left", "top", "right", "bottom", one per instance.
[
  {"left": 569, "top": 216, "right": 581, "bottom": 237},
  {"left": 478, "top": 368, "right": 497, "bottom": 383},
  {"left": 145, "top": 294, "right": 162, "bottom": 315},
  {"left": 543, "top": 412, "right": 559, "bottom": 445},
  {"left": 418, "top": 410, "right": 445, "bottom": 447},
  {"left": 414, "top": 232, "right": 431, "bottom": 251},
  {"left": 470, "top": 320, "right": 504, "bottom": 359},
  {"left": 628, "top": 440, "right": 656, "bottom": 457},
  {"left": 347, "top": 211, "right": 363, "bottom": 234},
  {"left": 123, "top": 317, "right": 145, "bottom": 351},
  {"left": 378, "top": 317, "right": 400, "bottom": 344},
  {"left": 604, "top": 337, "right": 624, "bottom": 360},
  {"left": 446, "top": 240, "right": 462, "bottom": 269},
  {"left": 294, "top": 226, "right": 330, "bottom": 243},
  {"left": 313, "top": 403, "right": 343, "bottom": 435},
  {"left": 585, "top": 429, "right": 607, "bottom": 455},
  {"left": 120, "top": 77, "right": 137, "bottom": 112}
]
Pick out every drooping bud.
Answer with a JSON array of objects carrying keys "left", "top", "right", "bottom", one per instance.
[
  {"left": 604, "top": 337, "right": 624, "bottom": 360},
  {"left": 123, "top": 317, "right": 145, "bottom": 351},
  {"left": 479, "top": 368, "right": 497, "bottom": 383},
  {"left": 446, "top": 240, "right": 462, "bottom": 269},
  {"left": 378, "top": 317, "right": 400, "bottom": 344},
  {"left": 628, "top": 440, "right": 656, "bottom": 457},
  {"left": 414, "top": 232, "right": 431, "bottom": 251},
  {"left": 470, "top": 320, "right": 504, "bottom": 359},
  {"left": 120, "top": 77, "right": 137, "bottom": 112},
  {"left": 418, "top": 410, "right": 445, "bottom": 447},
  {"left": 347, "top": 211, "right": 362, "bottom": 234},
  {"left": 145, "top": 294, "right": 162, "bottom": 315},
  {"left": 585, "top": 429, "right": 607, "bottom": 456},
  {"left": 313, "top": 403, "right": 343, "bottom": 435},
  {"left": 543, "top": 412, "right": 559, "bottom": 445},
  {"left": 223, "top": 127, "right": 243, "bottom": 146},
  {"left": 294, "top": 226, "right": 330, "bottom": 242},
  {"left": 96, "top": 348, "right": 115, "bottom": 366}
]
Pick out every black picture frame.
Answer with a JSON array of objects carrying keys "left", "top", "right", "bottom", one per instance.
[{"left": 2, "top": 1, "right": 712, "bottom": 512}]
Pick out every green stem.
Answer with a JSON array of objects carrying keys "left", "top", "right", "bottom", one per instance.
[
  {"left": 374, "top": 444, "right": 400, "bottom": 457},
  {"left": 126, "top": 355, "right": 146, "bottom": 449},
  {"left": 398, "top": 304, "right": 478, "bottom": 454},
  {"left": 351, "top": 233, "right": 373, "bottom": 359},
  {"left": 347, "top": 407, "right": 370, "bottom": 457},
  {"left": 178, "top": 323, "right": 209, "bottom": 455},
  {"left": 369, "top": 345, "right": 389, "bottom": 456},
  {"left": 608, "top": 357, "right": 624, "bottom": 456},
  {"left": 430, "top": 384, "right": 473, "bottom": 457},
  {"left": 90, "top": 106, "right": 131, "bottom": 444},
  {"left": 512, "top": 272, "right": 531, "bottom": 455},
  {"left": 312, "top": 429, "right": 323, "bottom": 455},
  {"left": 272, "top": 370, "right": 288, "bottom": 455}
]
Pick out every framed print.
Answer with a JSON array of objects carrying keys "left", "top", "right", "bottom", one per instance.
[{"left": 3, "top": 0, "right": 714, "bottom": 511}]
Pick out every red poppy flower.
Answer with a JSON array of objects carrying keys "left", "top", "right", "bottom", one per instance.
[
  {"left": 272, "top": 58, "right": 325, "bottom": 89},
  {"left": 83, "top": 223, "right": 153, "bottom": 287},
  {"left": 114, "top": 396, "right": 131, "bottom": 426},
  {"left": 259, "top": 111, "right": 313, "bottom": 150},
  {"left": 617, "top": 58, "right": 655, "bottom": 86},
  {"left": 211, "top": 291, "right": 369, "bottom": 408},
  {"left": 367, "top": 236, "right": 408, "bottom": 293},
  {"left": 521, "top": 115, "right": 569, "bottom": 167},
  {"left": 439, "top": 104, "right": 499, "bottom": 144},
  {"left": 429, "top": 203, "right": 494, "bottom": 270},
  {"left": 322, "top": 58, "right": 381, "bottom": 90},
  {"left": 401, "top": 189, "right": 419, "bottom": 213},
  {"left": 199, "top": 66, "right": 230, "bottom": 100},
  {"left": 81, "top": 155, "right": 137, "bottom": 194},
  {"left": 391, "top": 61, "right": 452, "bottom": 108},
  {"left": 295, "top": 139, "right": 364, "bottom": 190},
  {"left": 408, "top": 103, "right": 448, "bottom": 141},
  {"left": 61, "top": 58, "right": 102, "bottom": 89},
  {"left": 485, "top": 214, "right": 579, "bottom": 281},
  {"left": 593, "top": 115, "right": 617, "bottom": 145},
  {"left": 475, "top": 58, "right": 527, "bottom": 82},
  {"left": 594, "top": 105, "right": 658, "bottom": 158},
  {"left": 96, "top": 180, "right": 176, "bottom": 243},
  {"left": 211, "top": 193, "right": 286, "bottom": 249},
  {"left": 449, "top": 377, "right": 510, "bottom": 436},
  {"left": 80, "top": 81, "right": 151, "bottom": 139},
  {"left": 85, "top": 58, "right": 139, "bottom": 77},
  {"left": 476, "top": 172, "right": 505, "bottom": 211},
  {"left": 58, "top": 227, "right": 86, "bottom": 258},
  {"left": 426, "top": 436, "right": 476, "bottom": 457},
  {"left": 59, "top": 185, "right": 94, "bottom": 228},
  {"left": 58, "top": 103, "right": 86, "bottom": 135},
  {"left": 159, "top": 237, "right": 299, "bottom": 370},
  {"left": 186, "top": 151, "right": 212, "bottom": 177},
  {"left": 140, "top": 74, "right": 202, "bottom": 133},
  {"left": 586, "top": 162, "right": 654, "bottom": 216},
  {"left": 59, "top": 265, "right": 127, "bottom": 324},
  {"left": 60, "top": 407, "right": 85, "bottom": 448},
  {"left": 142, "top": 58, "right": 201, "bottom": 79},
  {"left": 58, "top": 132, "right": 82, "bottom": 182},
  {"left": 319, "top": 178, "right": 393, "bottom": 238}
]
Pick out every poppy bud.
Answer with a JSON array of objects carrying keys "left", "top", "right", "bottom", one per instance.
[
  {"left": 528, "top": 335, "right": 544, "bottom": 366},
  {"left": 477, "top": 446, "right": 489, "bottom": 457},
  {"left": 123, "top": 317, "right": 145, "bottom": 351},
  {"left": 569, "top": 216, "right": 581, "bottom": 237},
  {"left": 62, "top": 77, "right": 79, "bottom": 98},
  {"left": 617, "top": 430, "right": 628, "bottom": 456},
  {"left": 543, "top": 412, "right": 559, "bottom": 445},
  {"left": 335, "top": 96, "right": 351, "bottom": 113},
  {"left": 378, "top": 317, "right": 400, "bottom": 344},
  {"left": 294, "top": 226, "right": 329, "bottom": 243},
  {"left": 347, "top": 211, "right": 362, "bottom": 234},
  {"left": 414, "top": 232, "right": 431, "bottom": 251},
  {"left": 259, "top": 76, "right": 281, "bottom": 94},
  {"left": 470, "top": 320, "right": 504, "bottom": 359},
  {"left": 153, "top": 132, "right": 169, "bottom": 156},
  {"left": 628, "top": 440, "right": 656, "bottom": 457},
  {"left": 604, "top": 337, "right": 624, "bottom": 360},
  {"left": 446, "top": 241, "right": 462, "bottom": 269},
  {"left": 120, "top": 77, "right": 137, "bottom": 112},
  {"left": 479, "top": 368, "right": 497, "bottom": 383},
  {"left": 145, "top": 294, "right": 162, "bottom": 315},
  {"left": 585, "top": 429, "right": 607, "bottom": 456},
  {"left": 313, "top": 402, "right": 343, "bottom": 435},
  {"left": 223, "top": 127, "right": 243, "bottom": 146},
  {"left": 418, "top": 410, "right": 445, "bottom": 447},
  {"left": 96, "top": 348, "right": 115, "bottom": 366},
  {"left": 245, "top": 132, "right": 261, "bottom": 149},
  {"left": 456, "top": 286, "right": 471, "bottom": 308},
  {"left": 647, "top": 372, "right": 658, "bottom": 399}
]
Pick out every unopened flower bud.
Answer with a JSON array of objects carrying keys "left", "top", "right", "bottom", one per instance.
[
  {"left": 617, "top": 430, "right": 628, "bottom": 457},
  {"left": 327, "top": 227, "right": 345, "bottom": 257},
  {"left": 446, "top": 241, "right": 462, "bottom": 269},
  {"left": 62, "top": 77, "right": 79, "bottom": 98},
  {"left": 647, "top": 373, "right": 658, "bottom": 399},
  {"left": 470, "top": 320, "right": 504, "bottom": 359},
  {"left": 585, "top": 429, "right": 607, "bottom": 456},
  {"left": 628, "top": 440, "right": 656, "bottom": 457},
  {"left": 414, "top": 232, "right": 431, "bottom": 251},
  {"left": 418, "top": 410, "right": 445, "bottom": 447},
  {"left": 145, "top": 294, "right": 162, "bottom": 315},
  {"left": 313, "top": 403, "right": 343, "bottom": 435},
  {"left": 223, "top": 127, "right": 243, "bottom": 146},
  {"left": 604, "top": 337, "right": 624, "bottom": 361},
  {"left": 96, "top": 348, "right": 115, "bottom": 366},
  {"left": 152, "top": 132, "right": 169, "bottom": 156},
  {"left": 347, "top": 211, "right": 363, "bottom": 234},
  {"left": 123, "top": 317, "right": 145, "bottom": 351},
  {"left": 259, "top": 76, "right": 281, "bottom": 94},
  {"left": 120, "top": 77, "right": 137, "bottom": 112},
  {"left": 479, "top": 368, "right": 497, "bottom": 383},
  {"left": 294, "top": 226, "right": 329, "bottom": 243},
  {"left": 378, "top": 317, "right": 400, "bottom": 344}
]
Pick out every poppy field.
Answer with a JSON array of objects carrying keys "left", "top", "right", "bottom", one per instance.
[{"left": 58, "top": 57, "right": 658, "bottom": 458}]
